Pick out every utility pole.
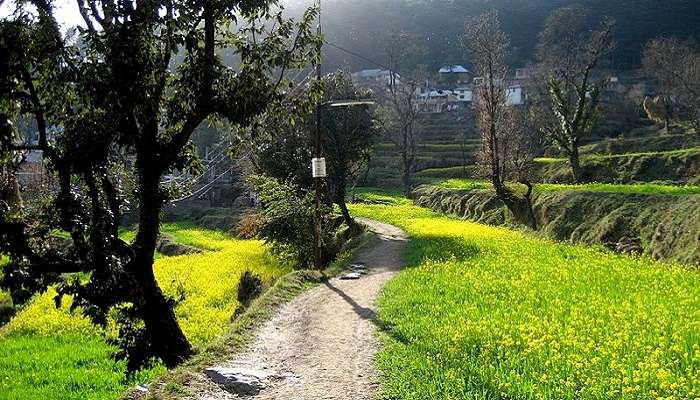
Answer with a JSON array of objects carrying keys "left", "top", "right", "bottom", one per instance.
[{"left": 312, "top": 0, "right": 324, "bottom": 270}]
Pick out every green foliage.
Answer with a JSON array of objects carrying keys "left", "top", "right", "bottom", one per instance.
[
  {"left": 249, "top": 71, "right": 376, "bottom": 208},
  {"left": 0, "top": 0, "right": 322, "bottom": 366},
  {"left": 0, "top": 334, "right": 164, "bottom": 400},
  {"left": 248, "top": 175, "right": 331, "bottom": 268},
  {"left": 436, "top": 178, "right": 700, "bottom": 195},
  {"left": 349, "top": 192, "right": 700, "bottom": 400}
]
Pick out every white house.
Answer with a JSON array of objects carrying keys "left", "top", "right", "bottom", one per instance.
[
  {"left": 438, "top": 65, "right": 471, "bottom": 84},
  {"left": 351, "top": 69, "right": 397, "bottom": 86},
  {"left": 453, "top": 87, "right": 473, "bottom": 102},
  {"left": 505, "top": 85, "right": 524, "bottom": 106},
  {"left": 439, "top": 65, "right": 469, "bottom": 74}
]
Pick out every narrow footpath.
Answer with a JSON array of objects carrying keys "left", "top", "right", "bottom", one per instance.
[{"left": 192, "top": 219, "right": 408, "bottom": 400}]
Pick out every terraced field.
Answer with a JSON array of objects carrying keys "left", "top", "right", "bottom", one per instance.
[
  {"left": 365, "top": 111, "right": 477, "bottom": 187},
  {"left": 435, "top": 178, "right": 700, "bottom": 195},
  {"left": 368, "top": 116, "right": 700, "bottom": 187}
]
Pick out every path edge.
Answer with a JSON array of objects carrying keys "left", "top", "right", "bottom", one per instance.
[{"left": 127, "top": 227, "right": 378, "bottom": 400}]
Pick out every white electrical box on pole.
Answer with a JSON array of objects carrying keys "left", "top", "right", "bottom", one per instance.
[{"left": 312, "top": 157, "right": 327, "bottom": 178}]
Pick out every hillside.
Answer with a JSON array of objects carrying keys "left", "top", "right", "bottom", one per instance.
[{"left": 286, "top": 0, "right": 700, "bottom": 71}]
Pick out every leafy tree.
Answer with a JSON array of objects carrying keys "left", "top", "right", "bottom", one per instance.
[
  {"left": 462, "top": 10, "right": 538, "bottom": 230},
  {"left": 247, "top": 175, "right": 325, "bottom": 269},
  {"left": 321, "top": 73, "right": 376, "bottom": 227},
  {"left": 250, "top": 72, "right": 376, "bottom": 227},
  {"left": 0, "top": 0, "right": 319, "bottom": 368},
  {"left": 534, "top": 5, "right": 615, "bottom": 183}
]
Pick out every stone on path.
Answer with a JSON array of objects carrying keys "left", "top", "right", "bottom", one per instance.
[
  {"left": 340, "top": 272, "right": 362, "bottom": 280},
  {"left": 205, "top": 367, "right": 268, "bottom": 395}
]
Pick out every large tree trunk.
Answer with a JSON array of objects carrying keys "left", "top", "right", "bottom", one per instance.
[
  {"left": 569, "top": 145, "right": 582, "bottom": 184},
  {"left": 335, "top": 184, "right": 356, "bottom": 228},
  {"left": 131, "top": 171, "right": 192, "bottom": 367},
  {"left": 492, "top": 178, "right": 538, "bottom": 230}
]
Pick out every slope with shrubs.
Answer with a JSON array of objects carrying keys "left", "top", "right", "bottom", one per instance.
[
  {"left": 413, "top": 183, "right": 700, "bottom": 265},
  {"left": 535, "top": 147, "right": 700, "bottom": 184},
  {"left": 0, "top": 224, "right": 289, "bottom": 400},
  {"left": 348, "top": 191, "right": 700, "bottom": 400},
  {"left": 579, "top": 132, "right": 700, "bottom": 155}
]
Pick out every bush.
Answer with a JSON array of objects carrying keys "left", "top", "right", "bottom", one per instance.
[
  {"left": 233, "top": 271, "right": 264, "bottom": 317},
  {"left": 236, "top": 211, "right": 261, "bottom": 239},
  {"left": 248, "top": 175, "right": 335, "bottom": 268}
]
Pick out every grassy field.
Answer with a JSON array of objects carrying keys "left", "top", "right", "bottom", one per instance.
[
  {"left": 348, "top": 192, "right": 700, "bottom": 400},
  {"left": 0, "top": 224, "right": 289, "bottom": 400},
  {"left": 435, "top": 178, "right": 700, "bottom": 195}
]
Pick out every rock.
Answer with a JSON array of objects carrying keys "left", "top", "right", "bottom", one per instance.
[
  {"left": 615, "top": 236, "right": 643, "bottom": 255},
  {"left": 340, "top": 272, "right": 362, "bottom": 280},
  {"left": 350, "top": 264, "right": 368, "bottom": 274},
  {"left": 134, "top": 384, "right": 149, "bottom": 393},
  {"left": 205, "top": 367, "right": 268, "bottom": 395},
  {"left": 157, "top": 235, "right": 202, "bottom": 256}
]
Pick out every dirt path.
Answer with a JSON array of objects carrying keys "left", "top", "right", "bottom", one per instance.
[{"left": 192, "top": 219, "right": 407, "bottom": 400}]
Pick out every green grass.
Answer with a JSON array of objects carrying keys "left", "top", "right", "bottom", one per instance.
[
  {"left": 348, "top": 192, "right": 700, "bottom": 400},
  {"left": 0, "top": 224, "right": 289, "bottom": 399},
  {"left": 435, "top": 178, "right": 700, "bottom": 195},
  {"left": 414, "top": 166, "right": 470, "bottom": 179},
  {"left": 535, "top": 146, "right": 700, "bottom": 164},
  {"left": 0, "top": 334, "right": 162, "bottom": 400}
]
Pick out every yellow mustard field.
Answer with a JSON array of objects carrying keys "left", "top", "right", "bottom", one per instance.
[
  {"left": 2, "top": 224, "right": 288, "bottom": 347},
  {"left": 349, "top": 192, "right": 700, "bottom": 400}
]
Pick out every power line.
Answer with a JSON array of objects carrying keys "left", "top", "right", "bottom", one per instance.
[
  {"left": 170, "top": 166, "right": 235, "bottom": 203},
  {"left": 324, "top": 41, "right": 391, "bottom": 71},
  {"left": 324, "top": 40, "right": 424, "bottom": 87}
]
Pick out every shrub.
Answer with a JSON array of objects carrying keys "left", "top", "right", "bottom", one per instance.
[
  {"left": 237, "top": 211, "right": 262, "bottom": 239},
  {"left": 248, "top": 175, "right": 334, "bottom": 268},
  {"left": 233, "top": 271, "right": 264, "bottom": 317}
]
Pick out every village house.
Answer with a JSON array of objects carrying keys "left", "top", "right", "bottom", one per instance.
[
  {"left": 438, "top": 65, "right": 471, "bottom": 86},
  {"left": 351, "top": 69, "right": 397, "bottom": 87}
]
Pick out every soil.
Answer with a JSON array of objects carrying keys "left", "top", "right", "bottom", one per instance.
[{"left": 190, "top": 218, "right": 408, "bottom": 400}]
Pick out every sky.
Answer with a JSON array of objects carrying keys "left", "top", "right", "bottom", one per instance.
[
  {"left": 0, "top": 1, "right": 85, "bottom": 29},
  {"left": 0, "top": 0, "right": 306, "bottom": 29}
]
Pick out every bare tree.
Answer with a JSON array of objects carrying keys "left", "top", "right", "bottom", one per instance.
[
  {"left": 462, "top": 10, "right": 538, "bottom": 230},
  {"left": 383, "top": 33, "right": 424, "bottom": 196},
  {"left": 535, "top": 5, "right": 615, "bottom": 183},
  {"left": 643, "top": 37, "right": 700, "bottom": 137}
]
